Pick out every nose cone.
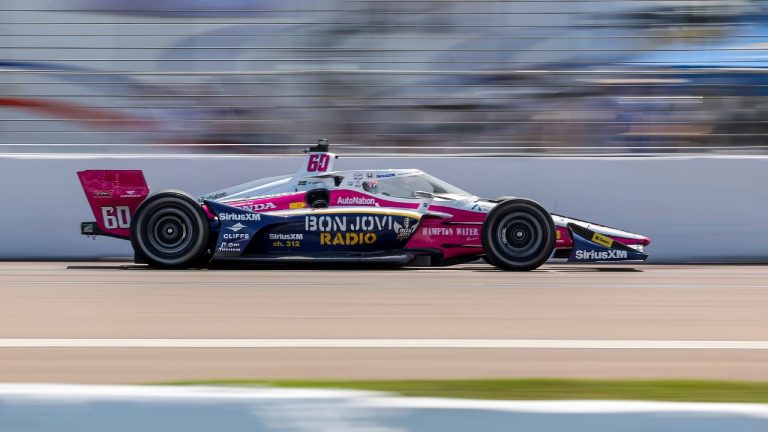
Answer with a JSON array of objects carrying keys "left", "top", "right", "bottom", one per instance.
[
  {"left": 603, "top": 229, "right": 650, "bottom": 247},
  {"left": 636, "top": 235, "right": 651, "bottom": 247},
  {"left": 552, "top": 214, "right": 650, "bottom": 247},
  {"left": 606, "top": 229, "right": 650, "bottom": 247}
]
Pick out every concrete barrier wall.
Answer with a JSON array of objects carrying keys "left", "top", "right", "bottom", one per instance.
[{"left": 1, "top": 155, "right": 767, "bottom": 262}]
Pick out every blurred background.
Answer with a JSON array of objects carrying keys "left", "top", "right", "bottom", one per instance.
[
  {"left": 3, "top": 5, "right": 768, "bottom": 429},
  {"left": 4, "top": 0, "right": 768, "bottom": 156}
]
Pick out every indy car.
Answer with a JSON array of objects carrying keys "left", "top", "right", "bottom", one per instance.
[{"left": 77, "top": 140, "right": 649, "bottom": 271}]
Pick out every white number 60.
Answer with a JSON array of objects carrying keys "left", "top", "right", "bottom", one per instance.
[{"left": 101, "top": 206, "right": 131, "bottom": 229}]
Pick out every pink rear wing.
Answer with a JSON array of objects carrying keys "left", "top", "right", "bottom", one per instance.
[{"left": 77, "top": 170, "right": 149, "bottom": 239}]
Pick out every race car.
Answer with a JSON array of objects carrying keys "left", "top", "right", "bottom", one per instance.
[{"left": 77, "top": 140, "right": 649, "bottom": 270}]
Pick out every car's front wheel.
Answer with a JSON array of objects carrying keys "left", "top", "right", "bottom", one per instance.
[
  {"left": 481, "top": 198, "right": 555, "bottom": 271},
  {"left": 130, "top": 191, "right": 210, "bottom": 269}
]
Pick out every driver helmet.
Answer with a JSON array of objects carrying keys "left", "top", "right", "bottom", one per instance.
[{"left": 362, "top": 179, "right": 379, "bottom": 193}]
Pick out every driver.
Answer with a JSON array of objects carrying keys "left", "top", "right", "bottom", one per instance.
[{"left": 362, "top": 179, "right": 379, "bottom": 194}]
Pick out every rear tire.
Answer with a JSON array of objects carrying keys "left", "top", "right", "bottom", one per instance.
[
  {"left": 481, "top": 198, "right": 555, "bottom": 271},
  {"left": 130, "top": 191, "right": 210, "bottom": 269}
]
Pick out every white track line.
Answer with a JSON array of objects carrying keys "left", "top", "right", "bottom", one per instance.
[{"left": 1, "top": 339, "right": 768, "bottom": 349}]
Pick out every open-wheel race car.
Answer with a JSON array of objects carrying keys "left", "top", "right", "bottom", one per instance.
[{"left": 77, "top": 140, "right": 649, "bottom": 271}]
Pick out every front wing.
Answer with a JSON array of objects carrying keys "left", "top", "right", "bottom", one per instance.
[{"left": 566, "top": 223, "right": 648, "bottom": 262}]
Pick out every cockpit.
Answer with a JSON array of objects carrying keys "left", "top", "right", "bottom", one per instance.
[{"left": 361, "top": 172, "right": 472, "bottom": 198}]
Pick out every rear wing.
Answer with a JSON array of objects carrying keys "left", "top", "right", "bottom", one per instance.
[{"left": 77, "top": 170, "right": 149, "bottom": 239}]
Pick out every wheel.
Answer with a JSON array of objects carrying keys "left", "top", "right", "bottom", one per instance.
[
  {"left": 481, "top": 198, "right": 555, "bottom": 271},
  {"left": 130, "top": 190, "right": 210, "bottom": 269}
]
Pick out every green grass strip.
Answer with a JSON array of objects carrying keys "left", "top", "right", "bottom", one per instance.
[{"left": 161, "top": 378, "right": 768, "bottom": 403}]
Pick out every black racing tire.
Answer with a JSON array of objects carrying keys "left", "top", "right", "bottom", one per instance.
[
  {"left": 481, "top": 198, "right": 555, "bottom": 271},
  {"left": 130, "top": 190, "right": 210, "bottom": 269}
]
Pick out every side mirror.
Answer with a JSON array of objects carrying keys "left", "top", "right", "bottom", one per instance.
[{"left": 413, "top": 191, "right": 434, "bottom": 214}]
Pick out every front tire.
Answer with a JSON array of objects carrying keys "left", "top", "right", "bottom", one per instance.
[
  {"left": 130, "top": 191, "right": 210, "bottom": 269},
  {"left": 481, "top": 198, "right": 555, "bottom": 271}
]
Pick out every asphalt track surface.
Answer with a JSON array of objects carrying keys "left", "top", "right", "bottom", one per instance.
[{"left": 1, "top": 262, "right": 768, "bottom": 383}]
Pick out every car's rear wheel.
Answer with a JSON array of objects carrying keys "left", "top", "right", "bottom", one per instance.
[
  {"left": 481, "top": 198, "right": 555, "bottom": 271},
  {"left": 130, "top": 191, "right": 210, "bottom": 269}
]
